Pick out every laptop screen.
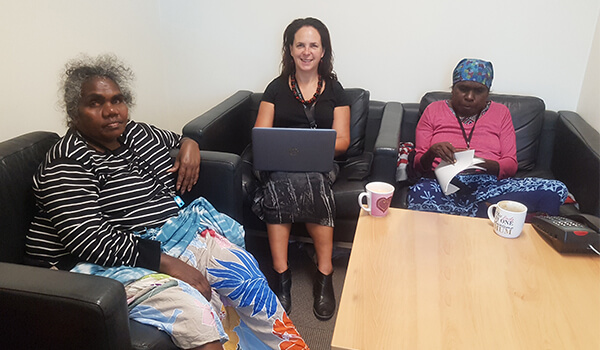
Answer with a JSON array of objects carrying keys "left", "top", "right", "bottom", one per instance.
[{"left": 252, "top": 127, "right": 336, "bottom": 172}]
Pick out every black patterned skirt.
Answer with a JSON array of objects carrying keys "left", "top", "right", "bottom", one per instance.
[{"left": 251, "top": 166, "right": 338, "bottom": 227}]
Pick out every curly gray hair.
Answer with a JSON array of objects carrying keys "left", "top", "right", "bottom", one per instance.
[{"left": 61, "top": 53, "right": 135, "bottom": 128}]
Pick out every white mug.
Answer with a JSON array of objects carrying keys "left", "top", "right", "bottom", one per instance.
[
  {"left": 487, "top": 200, "right": 528, "bottom": 238},
  {"left": 357, "top": 182, "right": 395, "bottom": 217}
]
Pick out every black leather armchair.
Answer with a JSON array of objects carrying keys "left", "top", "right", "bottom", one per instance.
[
  {"left": 183, "top": 89, "right": 402, "bottom": 244},
  {"left": 0, "top": 131, "right": 242, "bottom": 349},
  {"left": 393, "top": 91, "right": 600, "bottom": 217}
]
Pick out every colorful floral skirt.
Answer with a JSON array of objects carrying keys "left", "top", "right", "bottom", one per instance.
[{"left": 72, "top": 197, "right": 308, "bottom": 349}]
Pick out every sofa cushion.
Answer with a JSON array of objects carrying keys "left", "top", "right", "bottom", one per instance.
[
  {"left": 240, "top": 144, "right": 258, "bottom": 203},
  {"left": 332, "top": 176, "right": 367, "bottom": 220},
  {"left": 337, "top": 152, "right": 373, "bottom": 181},
  {"left": 344, "top": 88, "right": 370, "bottom": 158},
  {"left": 418, "top": 91, "right": 545, "bottom": 172},
  {"left": 0, "top": 132, "right": 59, "bottom": 264}
]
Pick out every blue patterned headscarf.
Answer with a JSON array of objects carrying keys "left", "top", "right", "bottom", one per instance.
[{"left": 452, "top": 58, "right": 494, "bottom": 89}]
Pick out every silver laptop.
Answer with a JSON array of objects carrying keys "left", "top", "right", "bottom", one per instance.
[{"left": 252, "top": 127, "right": 336, "bottom": 172}]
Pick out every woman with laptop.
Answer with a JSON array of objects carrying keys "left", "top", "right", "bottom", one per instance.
[{"left": 252, "top": 17, "right": 351, "bottom": 320}]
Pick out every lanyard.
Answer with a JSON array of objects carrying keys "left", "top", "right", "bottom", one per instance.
[
  {"left": 455, "top": 114, "right": 481, "bottom": 149},
  {"left": 303, "top": 104, "right": 317, "bottom": 129},
  {"left": 293, "top": 81, "right": 319, "bottom": 129}
]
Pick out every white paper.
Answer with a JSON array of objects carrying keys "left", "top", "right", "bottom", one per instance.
[{"left": 434, "top": 149, "right": 485, "bottom": 195}]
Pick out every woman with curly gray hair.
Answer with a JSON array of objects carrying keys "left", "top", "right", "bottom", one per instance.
[
  {"left": 26, "top": 54, "right": 308, "bottom": 350},
  {"left": 62, "top": 54, "right": 135, "bottom": 128}
]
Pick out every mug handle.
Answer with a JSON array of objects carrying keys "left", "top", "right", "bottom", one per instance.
[
  {"left": 358, "top": 192, "right": 371, "bottom": 212},
  {"left": 487, "top": 204, "right": 498, "bottom": 222}
]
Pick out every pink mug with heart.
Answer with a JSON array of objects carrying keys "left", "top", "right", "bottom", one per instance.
[{"left": 357, "top": 182, "right": 395, "bottom": 217}]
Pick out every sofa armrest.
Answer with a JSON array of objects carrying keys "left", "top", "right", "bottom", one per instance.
[
  {"left": 183, "top": 90, "right": 255, "bottom": 155},
  {"left": 0, "top": 262, "right": 132, "bottom": 350},
  {"left": 552, "top": 111, "right": 600, "bottom": 216},
  {"left": 181, "top": 150, "right": 243, "bottom": 224},
  {"left": 370, "top": 102, "right": 403, "bottom": 184},
  {"left": 532, "top": 110, "right": 559, "bottom": 175}
]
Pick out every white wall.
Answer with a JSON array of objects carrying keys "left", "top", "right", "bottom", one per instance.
[
  {"left": 1, "top": 0, "right": 599, "bottom": 142},
  {"left": 577, "top": 11, "right": 600, "bottom": 132}
]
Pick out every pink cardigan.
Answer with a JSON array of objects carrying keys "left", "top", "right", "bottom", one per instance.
[{"left": 414, "top": 100, "right": 518, "bottom": 179}]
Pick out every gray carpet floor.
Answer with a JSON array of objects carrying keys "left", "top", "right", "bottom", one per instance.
[{"left": 245, "top": 233, "right": 351, "bottom": 350}]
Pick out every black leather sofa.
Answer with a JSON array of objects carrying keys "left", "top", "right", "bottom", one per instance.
[
  {"left": 2, "top": 92, "right": 596, "bottom": 349},
  {"left": 0, "top": 131, "right": 242, "bottom": 350},
  {"left": 393, "top": 91, "right": 600, "bottom": 218},
  {"left": 182, "top": 89, "right": 402, "bottom": 245}
]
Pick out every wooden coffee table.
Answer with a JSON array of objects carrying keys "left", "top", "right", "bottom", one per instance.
[{"left": 331, "top": 208, "right": 600, "bottom": 349}]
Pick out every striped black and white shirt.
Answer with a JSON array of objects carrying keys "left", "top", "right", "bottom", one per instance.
[{"left": 26, "top": 121, "right": 183, "bottom": 270}]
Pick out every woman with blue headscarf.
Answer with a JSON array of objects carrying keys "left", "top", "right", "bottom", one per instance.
[{"left": 407, "top": 58, "right": 567, "bottom": 217}]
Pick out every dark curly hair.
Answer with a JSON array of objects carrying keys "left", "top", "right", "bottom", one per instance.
[
  {"left": 280, "top": 17, "right": 337, "bottom": 80},
  {"left": 61, "top": 53, "right": 135, "bottom": 128}
]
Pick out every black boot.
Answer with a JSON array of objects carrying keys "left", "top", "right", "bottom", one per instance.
[
  {"left": 274, "top": 268, "right": 292, "bottom": 315},
  {"left": 313, "top": 270, "right": 335, "bottom": 320}
]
